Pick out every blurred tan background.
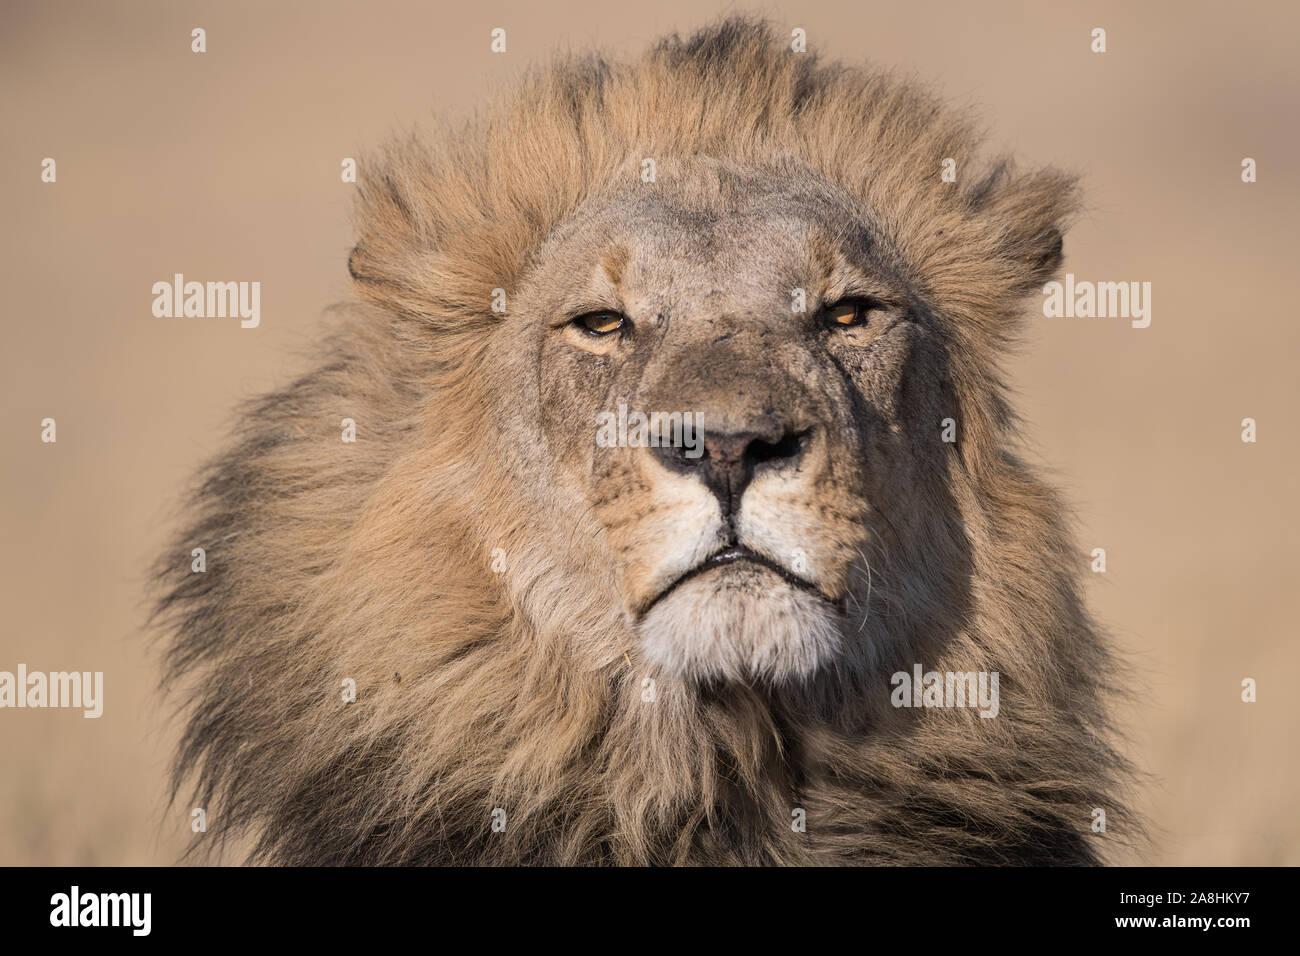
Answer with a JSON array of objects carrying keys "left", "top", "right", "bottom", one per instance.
[{"left": 2, "top": 0, "right": 1296, "bottom": 865}]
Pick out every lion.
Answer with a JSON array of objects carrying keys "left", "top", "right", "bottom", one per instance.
[{"left": 153, "top": 17, "right": 1136, "bottom": 865}]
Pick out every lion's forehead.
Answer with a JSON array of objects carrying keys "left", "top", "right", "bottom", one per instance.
[
  {"left": 593, "top": 167, "right": 861, "bottom": 250},
  {"left": 528, "top": 167, "right": 893, "bottom": 318}
]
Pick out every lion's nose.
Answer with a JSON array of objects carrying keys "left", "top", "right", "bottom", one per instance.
[{"left": 655, "top": 423, "right": 810, "bottom": 521}]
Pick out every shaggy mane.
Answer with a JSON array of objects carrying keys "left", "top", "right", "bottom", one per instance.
[{"left": 154, "top": 16, "right": 1136, "bottom": 865}]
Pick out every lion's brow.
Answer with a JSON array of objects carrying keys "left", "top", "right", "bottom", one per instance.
[{"left": 600, "top": 247, "right": 629, "bottom": 288}]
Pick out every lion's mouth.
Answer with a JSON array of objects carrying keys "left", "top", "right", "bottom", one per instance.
[{"left": 642, "top": 545, "right": 823, "bottom": 616}]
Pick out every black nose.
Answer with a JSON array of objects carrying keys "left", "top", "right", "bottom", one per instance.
[{"left": 655, "top": 424, "right": 809, "bottom": 521}]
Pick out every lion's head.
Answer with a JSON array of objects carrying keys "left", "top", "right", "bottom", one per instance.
[
  {"left": 156, "top": 18, "right": 1134, "bottom": 865},
  {"left": 518, "top": 157, "right": 956, "bottom": 685}
]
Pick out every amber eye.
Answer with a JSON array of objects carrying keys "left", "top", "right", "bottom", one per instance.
[
  {"left": 823, "top": 297, "right": 878, "bottom": 329},
  {"left": 574, "top": 311, "right": 626, "bottom": 336}
]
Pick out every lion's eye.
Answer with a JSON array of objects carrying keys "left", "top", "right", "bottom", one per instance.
[
  {"left": 574, "top": 311, "right": 626, "bottom": 336},
  {"left": 822, "top": 298, "right": 878, "bottom": 329}
]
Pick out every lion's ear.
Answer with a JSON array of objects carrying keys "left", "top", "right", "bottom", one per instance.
[
  {"left": 969, "top": 165, "right": 1078, "bottom": 297},
  {"left": 344, "top": 150, "right": 441, "bottom": 317},
  {"left": 1015, "top": 225, "right": 1065, "bottom": 290},
  {"left": 346, "top": 241, "right": 382, "bottom": 291},
  {"left": 346, "top": 238, "right": 420, "bottom": 308},
  {"left": 344, "top": 137, "right": 548, "bottom": 330}
]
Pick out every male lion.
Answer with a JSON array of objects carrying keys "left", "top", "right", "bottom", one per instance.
[{"left": 155, "top": 18, "right": 1134, "bottom": 865}]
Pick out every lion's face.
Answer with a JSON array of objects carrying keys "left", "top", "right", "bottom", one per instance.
[{"left": 488, "top": 158, "right": 953, "bottom": 684}]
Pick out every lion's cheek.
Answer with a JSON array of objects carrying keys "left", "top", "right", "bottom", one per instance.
[{"left": 593, "top": 466, "right": 725, "bottom": 613}]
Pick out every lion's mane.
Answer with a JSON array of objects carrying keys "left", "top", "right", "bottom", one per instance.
[{"left": 154, "top": 17, "right": 1135, "bottom": 865}]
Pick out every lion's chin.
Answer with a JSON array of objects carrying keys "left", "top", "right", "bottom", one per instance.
[{"left": 637, "top": 564, "right": 844, "bottom": 684}]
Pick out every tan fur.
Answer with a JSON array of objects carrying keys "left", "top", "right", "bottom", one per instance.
[{"left": 154, "top": 17, "right": 1137, "bottom": 864}]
